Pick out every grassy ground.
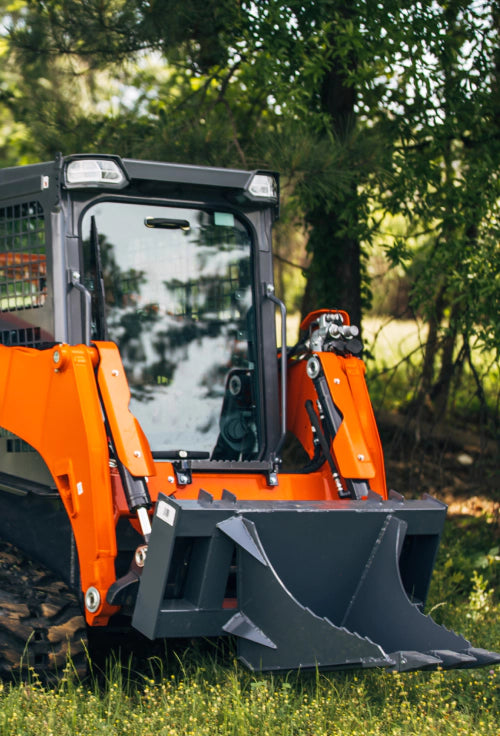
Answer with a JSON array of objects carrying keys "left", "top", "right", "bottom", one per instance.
[
  {"left": 0, "top": 648, "right": 498, "bottom": 735},
  {"left": 0, "top": 510, "right": 498, "bottom": 736}
]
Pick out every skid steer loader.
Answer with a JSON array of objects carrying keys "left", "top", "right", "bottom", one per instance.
[{"left": 0, "top": 153, "right": 498, "bottom": 677}]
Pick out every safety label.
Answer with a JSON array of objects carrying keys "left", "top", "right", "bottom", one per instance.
[{"left": 156, "top": 499, "right": 177, "bottom": 526}]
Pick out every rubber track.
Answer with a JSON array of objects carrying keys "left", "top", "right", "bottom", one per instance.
[{"left": 0, "top": 540, "right": 88, "bottom": 679}]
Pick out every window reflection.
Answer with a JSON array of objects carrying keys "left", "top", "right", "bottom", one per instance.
[{"left": 81, "top": 203, "right": 260, "bottom": 459}]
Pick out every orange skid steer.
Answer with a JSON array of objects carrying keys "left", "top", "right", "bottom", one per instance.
[{"left": 0, "top": 154, "right": 497, "bottom": 676}]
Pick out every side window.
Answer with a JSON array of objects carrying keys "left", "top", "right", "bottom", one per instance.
[
  {"left": 0, "top": 201, "right": 46, "bottom": 348},
  {"left": 0, "top": 201, "right": 46, "bottom": 312}
]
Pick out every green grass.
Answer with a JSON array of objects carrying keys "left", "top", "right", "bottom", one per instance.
[
  {"left": 0, "top": 655, "right": 498, "bottom": 735},
  {"left": 1, "top": 514, "right": 498, "bottom": 736}
]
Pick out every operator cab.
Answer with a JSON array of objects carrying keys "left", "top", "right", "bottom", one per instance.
[{"left": 72, "top": 156, "right": 282, "bottom": 467}]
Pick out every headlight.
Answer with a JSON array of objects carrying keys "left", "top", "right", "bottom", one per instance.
[
  {"left": 65, "top": 158, "right": 127, "bottom": 188},
  {"left": 247, "top": 173, "right": 278, "bottom": 200}
]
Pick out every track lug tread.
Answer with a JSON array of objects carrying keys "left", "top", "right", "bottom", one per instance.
[{"left": 0, "top": 540, "right": 87, "bottom": 680}]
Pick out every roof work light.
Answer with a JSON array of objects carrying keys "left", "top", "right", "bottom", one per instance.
[{"left": 65, "top": 157, "right": 128, "bottom": 188}]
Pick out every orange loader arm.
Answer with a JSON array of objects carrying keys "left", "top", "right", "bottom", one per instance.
[
  {"left": 0, "top": 341, "right": 154, "bottom": 625},
  {"left": 287, "top": 341, "right": 387, "bottom": 499}
]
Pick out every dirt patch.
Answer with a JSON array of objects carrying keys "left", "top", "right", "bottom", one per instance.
[
  {"left": 445, "top": 494, "right": 499, "bottom": 522},
  {"left": 378, "top": 410, "right": 499, "bottom": 527}
]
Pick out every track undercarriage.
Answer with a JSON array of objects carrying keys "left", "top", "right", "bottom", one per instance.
[{"left": 0, "top": 541, "right": 87, "bottom": 679}]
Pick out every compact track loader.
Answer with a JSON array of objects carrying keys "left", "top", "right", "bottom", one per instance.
[{"left": 0, "top": 154, "right": 498, "bottom": 677}]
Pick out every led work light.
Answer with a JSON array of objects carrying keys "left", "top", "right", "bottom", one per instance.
[{"left": 65, "top": 158, "right": 127, "bottom": 188}]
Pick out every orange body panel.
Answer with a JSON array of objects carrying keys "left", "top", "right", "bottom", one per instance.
[
  {"left": 96, "top": 342, "right": 156, "bottom": 478},
  {"left": 147, "top": 463, "right": 334, "bottom": 503}
]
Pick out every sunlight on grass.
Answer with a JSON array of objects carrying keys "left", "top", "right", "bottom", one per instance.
[
  {"left": 363, "top": 315, "right": 427, "bottom": 365},
  {"left": 362, "top": 315, "right": 499, "bottom": 426},
  {"left": 0, "top": 658, "right": 498, "bottom": 735}
]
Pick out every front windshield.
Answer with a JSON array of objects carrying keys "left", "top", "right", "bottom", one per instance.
[{"left": 81, "top": 202, "right": 261, "bottom": 460}]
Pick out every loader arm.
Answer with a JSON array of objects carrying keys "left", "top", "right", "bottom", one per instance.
[
  {"left": 286, "top": 314, "right": 386, "bottom": 499},
  {"left": 0, "top": 341, "right": 154, "bottom": 625}
]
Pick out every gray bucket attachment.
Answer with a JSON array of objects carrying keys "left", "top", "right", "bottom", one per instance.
[{"left": 131, "top": 492, "right": 500, "bottom": 672}]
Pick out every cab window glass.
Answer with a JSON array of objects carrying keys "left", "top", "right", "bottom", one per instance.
[{"left": 82, "top": 203, "right": 261, "bottom": 459}]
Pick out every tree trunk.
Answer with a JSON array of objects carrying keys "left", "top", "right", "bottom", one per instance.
[
  {"left": 301, "top": 12, "right": 361, "bottom": 326},
  {"left": 430, "top": 302, "right": 460, "bottom": 421},
  {"left": 302, "top": 203, "right": 361, "bottom": 326}
]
